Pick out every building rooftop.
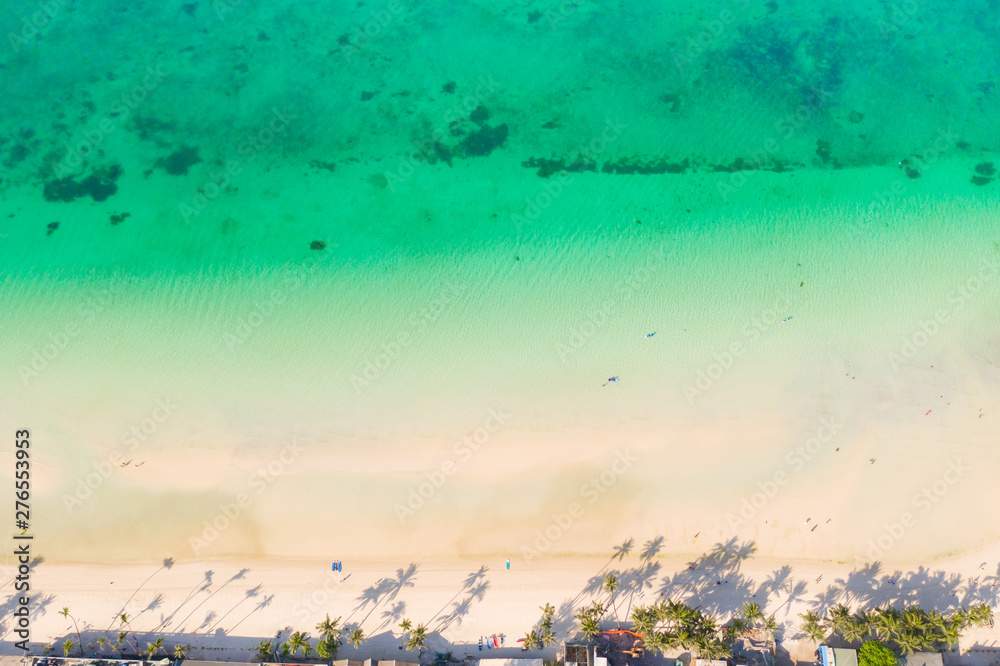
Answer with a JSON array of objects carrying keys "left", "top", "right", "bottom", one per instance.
[{"left": 902, "top": 653, "right": 943, "bottom": 666}]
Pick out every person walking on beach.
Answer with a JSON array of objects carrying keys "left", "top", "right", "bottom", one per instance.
[{"left": 506, "top": 559, "right": 510, "bottom": 571}]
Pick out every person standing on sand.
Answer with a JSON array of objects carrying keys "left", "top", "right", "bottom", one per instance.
[{"left": 506, "top": 559, "right": 510, "bottom": 571}]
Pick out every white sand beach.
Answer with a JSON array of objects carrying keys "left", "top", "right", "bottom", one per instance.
[{"left": 6, "top": 546, "right": 1000, "bottom": 660}]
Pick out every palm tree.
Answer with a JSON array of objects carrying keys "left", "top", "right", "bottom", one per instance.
[
  {"left": 254, "top": 640, "right": 274, "bottom": 661},
  {"left": 405, "top": 624, "right": 428, "bottom": 654},
  {"left": 317, "top": 637, "right": 339, "bottom": 661},
  {"left": 60, "top": 607, "right": 84, "bottom": 654},
  {"left": 873, "top": 607, "right": 901, "bottom": 642},
  {"left": 114, "top": 631, "right": 130, "bottom": 655},
  {"left": 631, "top": 605, "right": 655, "bottom": 637},
  {"left": 800, "top": 610, "right": 825, "bottom": 642},
  {"left": 639, "top": 629, "right": 662, "bottom": 655},
  {"left": 741, "top": 602, "right": 765, "bottom": 627},
  {"left": 827, "top": 604, "right": 853, "bottom": 637},
  {"left": 288, "top": 631, "right": 309, "bottom": 656},
  {"left": 698, "top": 637, "right": 732, "bottom": 660},
  {"left": 173, "top": 643, "right": 190, "bottom": 660},
  {"left": 937, "top": 620, "right": 961, "bottom": 650},
  {"left": 398, "top": 618, "right": 412, "bottom": 648},
  {"left": 576, "top": 601, "right": 606, "bottom": 641},
  {"left": 842, "top": 618, "right": 868, "bottom": 644},
  {"left": 902, "top": 607, "right": 929, "bottom": 634},
  {"left": 146, "top": 638, "right": 166, "bottom": 659},
  {"left": 604, "top": 574, "right": 621, "bottom": 628},
  {"left": 969, "top": 603, "right": 994, "bottom": 627},
  {"left": 302, "top": 643, "right": 313, "bottom": 658},
  {"left": 896, "top": 632, "right": 921, "bottom": 656},
  {"left": 316, "top": 614, "right": 342, "bottom": 643},
  {"left": 522, "top": 629, "right": 541, "bottom": 651},
  {"left": 348, "top": 628, "right": 366, "bottom": 649},
  {"left": 96, "top": 637, "right": 109, "bottom": 655},
  {"left": 118, "top": 613, "right": 140, "bottom": 654},
  {"left": 580, "top": 615, "right": 602, "bottom": 640},
  {"left": 725, "top": 617, "right": 747, "bottom": 642},
  {"left": 62, "top": 639, "right": 76, "bottom": 657}
]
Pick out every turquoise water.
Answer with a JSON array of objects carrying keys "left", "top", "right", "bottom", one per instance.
[
  {"left": 2, "top": 0, "right": 1000, "bottom": 562},
  {"left": 2, "top": 0, "right": 998, "bottom": 272}
]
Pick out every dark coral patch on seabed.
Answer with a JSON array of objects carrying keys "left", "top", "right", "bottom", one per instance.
[
  {"left": 156, "top": 146, "right": 201, "bottom": 175},
  {"left": 43, "top": 167, "right": 122, "bottom": 202}
]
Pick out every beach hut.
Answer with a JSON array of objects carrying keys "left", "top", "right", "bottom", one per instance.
[
  {"left": 563, "top": 643, "right": 591, "bottom": 666},
  {"left": 901, "top": 654, "right": 943, "bottom": 666},
  {"left": 818, "top": 645, "right": 858, "bottom": 666},
  {"left": 833, "top": 648, "right": 858, "bottom": 666}
]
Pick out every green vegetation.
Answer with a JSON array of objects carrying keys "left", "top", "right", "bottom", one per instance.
[
  {"left": 404, "top": 624, "right": 428, "bottom": 654},
  {"left": 576, "top": 601, "right": 607, "bottom": 642},
  {"left": 145, "top": 637, "right": 165, "bottom": 658},
  {"left": 287, "top": 630, "right": 311, "bottom": 656},
  {"left": 315, "top": 614, "right": 342, "bottom": 659},
  {"left": 858, "top": 640, "right": 898, "bottom": 666},
  {"left": 522, "top": 603, "right": 558, "bottom": 650},
  {"left": 798, "top": 603, "right": 994, "bottom": 655},
  {"left": 604, "top": 575, "right": 621, "bottom": 628},
  {"left": 799, "top": 610, "right": 826, "bottom": 642},
  {"left": 348, "top": 628, "right": 366, "bottom": 649},
  {"left": 629, "top": 599, "right": 731, "bottom": 659},
  {"left": 254, "top": 639, "right": 274, "bottom": 661},
  {"left": 59, "top": 607, "right": 84, "bottom": 654}
]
